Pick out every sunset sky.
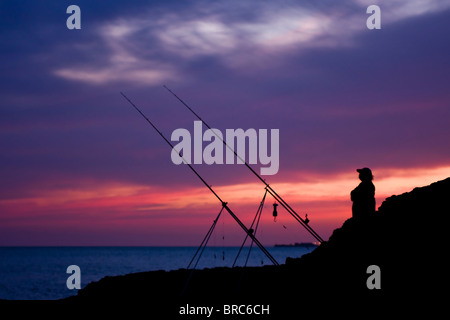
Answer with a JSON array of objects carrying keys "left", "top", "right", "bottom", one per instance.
[{"left": 1, "top": 0, "right": 449, "bottom": 246}]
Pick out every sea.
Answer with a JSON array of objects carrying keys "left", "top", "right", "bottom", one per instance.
[{"left": 0, "top": 246, "right": 314, "bottom": 300}]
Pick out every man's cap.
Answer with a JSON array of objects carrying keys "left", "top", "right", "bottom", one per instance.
[{"left": 357, "top": 167, "right": 372, "bottom": 175}]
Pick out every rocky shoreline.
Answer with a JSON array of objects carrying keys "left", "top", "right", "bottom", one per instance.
[{"left": 61, "top": 177, "right": 448, "bottom": 315}]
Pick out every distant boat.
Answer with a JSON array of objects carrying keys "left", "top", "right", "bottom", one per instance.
[{"left": 274, "top": 242, "right": 319, "bottom": 248}]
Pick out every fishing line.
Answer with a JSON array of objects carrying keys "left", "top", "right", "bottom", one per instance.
[
  {"left": 163, "top": 86, "right": 324, "bottom": 243},
  {"left": 121, "top": 92, "right": 279, "bottom": 266}
]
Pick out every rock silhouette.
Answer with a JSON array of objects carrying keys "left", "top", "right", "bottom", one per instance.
[{"left": 63, "top": 177, "right": 447, "bottom": 315}]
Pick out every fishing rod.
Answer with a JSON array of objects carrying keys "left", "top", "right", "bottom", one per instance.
[
  {"left": 120, "top": 92, "right": 279, "bottom": 266},
  {"left": 163, "top": 85, "right": 324, "bottom": 243}
]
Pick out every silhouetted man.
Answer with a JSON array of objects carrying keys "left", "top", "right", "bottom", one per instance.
[{"left": 351, "top": 167, "right": 375, "bottom": 218}]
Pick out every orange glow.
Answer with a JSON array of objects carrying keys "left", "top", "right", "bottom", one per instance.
[{"left": 1, "top": 165, "right": 448, "bottom": 245}]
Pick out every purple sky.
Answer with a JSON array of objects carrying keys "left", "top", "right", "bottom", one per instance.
[{"left": 1, "top": 0, "right": 450, "bottom": 246}]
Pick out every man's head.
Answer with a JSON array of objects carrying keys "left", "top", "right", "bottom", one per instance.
[{"left": 357, "top": 167, "right": 373, "bottom": 181}]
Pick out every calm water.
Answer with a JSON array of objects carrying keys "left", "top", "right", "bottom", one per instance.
[{"left": 0, "top": 246, "right": 314, "bottom": 300}]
